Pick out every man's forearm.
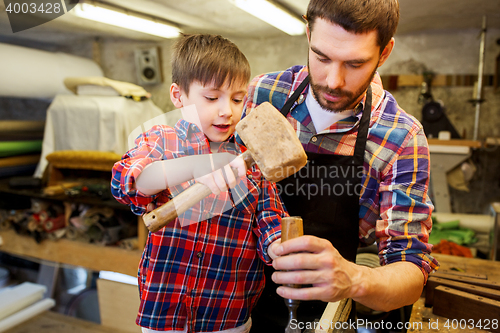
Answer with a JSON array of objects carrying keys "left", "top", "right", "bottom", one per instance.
[{"left": 351, "top": 261, "right": 424, "bottom": 312}]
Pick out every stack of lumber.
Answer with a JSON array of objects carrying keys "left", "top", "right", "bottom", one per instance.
[{"left": 423, "top": 256, "right": 500, "bottom": 333}]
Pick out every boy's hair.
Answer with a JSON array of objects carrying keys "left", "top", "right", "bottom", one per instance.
[
  {"left": 305, "top": 0, "right": 399, "bottom": 52},
  {"left": 171, "top": 34, "right": 251, "bottom": 95}
]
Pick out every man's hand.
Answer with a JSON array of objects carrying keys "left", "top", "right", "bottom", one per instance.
[
  {"left": 270, "top": 235, "right": 361, "bottom": 303},
  {"left": 270, "top": 235, "right": 425, "bottom": 312},
  {"left": 267, "top": 239, "right": 282, "bottom": 260}
]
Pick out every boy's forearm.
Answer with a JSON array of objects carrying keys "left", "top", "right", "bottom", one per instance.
[{"left": 134, "top": 153, "right": 239, "bottom": 195}]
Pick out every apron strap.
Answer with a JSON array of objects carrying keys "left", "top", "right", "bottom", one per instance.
[
  {"left": 353, "top": 85, "right": 372, "bottom": 165},
  {"left": 280, "top": 75, "right": 310, "bottom": 116}
]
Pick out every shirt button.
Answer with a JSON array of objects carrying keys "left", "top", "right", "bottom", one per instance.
[
  {"left": 297, "top": 94, "right": 305, "bottom": 104},
  {"left": 196, "top": 252, "right": 203, "bottom": 258},
  {"left": 247, "top": 174, "right": 253, "bottom": 179},
  {"left": 311, "top": 136, "right": 318, "bottom": 143}
]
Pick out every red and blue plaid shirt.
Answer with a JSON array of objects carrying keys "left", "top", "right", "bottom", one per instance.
[
  {"left": 111, "top": 119, "right": 285, "bottom": 331},
  {"left": 242, "top": 65, "right": 439, "bottom": 281}
]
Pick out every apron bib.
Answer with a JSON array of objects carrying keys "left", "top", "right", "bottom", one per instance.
[{"left": 250, "top": 76, "right": 371, "bottom": 331}]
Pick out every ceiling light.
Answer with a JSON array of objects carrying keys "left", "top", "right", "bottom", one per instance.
[
  {"left": 231, "top": 0, "right": 305, "bottom": 36},
  {"left": 71, "top": 3, "right": 180, "bottom": 39}
]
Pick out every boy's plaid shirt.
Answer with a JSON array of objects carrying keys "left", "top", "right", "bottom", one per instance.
[
  {"left": 242, "top": 65, "right": 439, "bottom": 281},
  {"left": 111, "top": 119, "right": 284, "bottom": 331}
]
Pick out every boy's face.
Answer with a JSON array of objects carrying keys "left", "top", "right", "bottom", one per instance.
[{"left": 171, "top": 80, "right": 247, "bottom": 142}]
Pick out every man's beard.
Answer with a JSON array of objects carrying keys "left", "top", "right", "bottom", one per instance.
[{"left": 308, "top": 65, "right": 377, "bottom": 113}]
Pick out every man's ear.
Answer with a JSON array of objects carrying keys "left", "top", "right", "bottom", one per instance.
[
  {"left": 306, "top": 24, "right": 311, "bottom": 42},
  {"left": 170, "top": 83, "right": 184, "bottom": 108},
  {"left": 377, "top": 37, "right": 395, "bottom": 68}
]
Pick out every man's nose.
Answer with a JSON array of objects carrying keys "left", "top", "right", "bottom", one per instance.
[{"left": 326, "top": 64, "right": 345, "bottom": 90}]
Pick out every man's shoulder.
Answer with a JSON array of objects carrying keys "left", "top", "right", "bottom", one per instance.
[
  {"left": 372, "top": 91, "right": 422, "bottom": 141},
  {"left": 247, "top": 65, "right": 308, "bottom": 110},
  {"left": 250, "top": 65, "right": 307, "bottom": 90}
]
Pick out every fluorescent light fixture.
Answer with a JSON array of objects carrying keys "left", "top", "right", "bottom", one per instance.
[
  {"left": 71, "top": 3, "right": 180, "bottom": 39},
  {"left": 231, "top": 0, "right": 305, "bottom": 36}
]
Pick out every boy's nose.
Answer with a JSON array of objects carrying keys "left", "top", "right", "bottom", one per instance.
[{"left": 218, "top": 100, "right": 233, "bottom": 117}]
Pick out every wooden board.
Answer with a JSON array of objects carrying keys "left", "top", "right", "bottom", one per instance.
[
  {"left": 4, "top": 311, "right": 116, "bottom": 333},
  {"left": 432, "top": 254, "right": 500, "bottom": 281},
  {"left": 433, "top": 286, "right": 500, "bottom": 333},
  {"left": 430, "top": 272, "right": 500, "bottom": 290},
  {"left": 425, "top": 277, "right": 500, "bottom": 306},
  {"left": 408, "top": 254, "right": 500, "bottom": 333},
  {"left": 96, "top": 279, "right": 141, "bottom": 333},
  {"left": 0, "top": 230, "right": 142, "bottom": 277}
]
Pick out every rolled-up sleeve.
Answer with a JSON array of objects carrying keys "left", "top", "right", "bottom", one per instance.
[
  {"left": 111, "top": 125, "right": 182, "bottom": 215},
  {"left": 376, "top": 128, "right": 439, "bottom": 282}
]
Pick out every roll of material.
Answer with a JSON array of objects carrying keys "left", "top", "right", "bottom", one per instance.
[
  {"left": 433, "top": 212, "right": 494, "bottom": 233},
  {"left": 0, "top": 43, "right": 103, "bottom": 99},
  {"left": 0, "top": 298, "right": 55, "bottom": 332}
]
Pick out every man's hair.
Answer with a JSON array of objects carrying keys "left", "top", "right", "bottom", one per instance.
[
  {"left": 305, "top": 0, "right": 399, "bottom": 51},
  {"left": 171, "top": 34, "right": 250, "bottom": 94}
]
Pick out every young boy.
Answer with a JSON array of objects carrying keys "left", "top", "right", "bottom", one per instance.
[{"left": 111, "top": 34, "right": 285, "bottom": 333}]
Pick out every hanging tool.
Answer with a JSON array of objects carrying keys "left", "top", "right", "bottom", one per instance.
[{"left": 281, "top": 216, "right": 303, "bottom": 333}]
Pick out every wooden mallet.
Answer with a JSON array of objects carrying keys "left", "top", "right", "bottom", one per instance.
[{"left": 142, "top": 102, "right": 307, "bottom": 232}]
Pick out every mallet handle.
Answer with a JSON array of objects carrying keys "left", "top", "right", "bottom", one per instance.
[{"left": 143, "top": 150, "right": 254, "bottom": 233}]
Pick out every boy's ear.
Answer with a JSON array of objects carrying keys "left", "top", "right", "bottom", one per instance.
[{"left": 170, "top": 83, "right": 184, "bottom": 108}]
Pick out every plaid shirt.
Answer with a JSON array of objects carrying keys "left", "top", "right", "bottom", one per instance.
[
  {"left": 242, "top": 65, "right": 439, "bottom": 281},
  {"left": 111, "top": 119, "right": 284, "bottom": 332}
]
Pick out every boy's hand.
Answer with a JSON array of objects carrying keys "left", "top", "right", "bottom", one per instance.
[{"left": 194, "top": 155, "right": 248, "bottom": 195}]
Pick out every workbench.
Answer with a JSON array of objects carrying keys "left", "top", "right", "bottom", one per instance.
[
  {"left": 4, "top": 311, "right": 117, "bottom": 333},
  {"left": 409, "top": 253, "right": 500, "bottom": 333}
]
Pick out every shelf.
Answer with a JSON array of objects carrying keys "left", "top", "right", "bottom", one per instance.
[
  {"left": 0, "top": 178, "right": 128, "bottom": 211},
  {"left": 0, "top": 229, "right": 142, "bottom": 276}
]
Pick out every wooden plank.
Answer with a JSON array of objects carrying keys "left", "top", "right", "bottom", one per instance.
[
  {"left": 4, "top": 311, "right": 116, "bottom": 333},
  {"left": 425, "top": 277, "right": 500, "bottom": 306},
  {"left": 437, "top": 269, "right": 487, "bottom": 280},
  {"left": 433, "top": 286, "right": 500, "bottom": 333},
  {"left": 0, "top": 229, "right": 141, "bottom": 276},
  {"left": 96, "top": 279, "right": 141, "bottom": 333},
  {"left": 398, "top": 75, "right": 423, "bottom": 87},
  {"left": 427, "top": 138, "right": 482, "bottom": 148},
  {"left": 409, "top": 296, "right": 489, "bottom": 333},
  {"left": 430, "top": 272, "right": 500, "bottom": 290},
  {"left": 315, "top": 298, "right": 351, "bottom": 333}
]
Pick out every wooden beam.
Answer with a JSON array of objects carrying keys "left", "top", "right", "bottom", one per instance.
[
  {"left": 430, "top": 272, "right": 500, "bottom": 290},
  {"left": 0, "top": 230, "right": 141, "bottom": 276},
  {"left": 425, "top": 277, "right": 500, "bottom": 306},
  {"left": 433, "top": 286, "right": 500, "bottom": 333}
]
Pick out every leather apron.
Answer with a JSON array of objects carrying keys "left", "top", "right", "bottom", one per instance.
[{"left": 250, "top": 76, "right": 372, "bottom": 332}]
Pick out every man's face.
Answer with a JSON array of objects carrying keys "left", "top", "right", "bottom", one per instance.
[{"left": 307, "top": 18, "right": 391, "bottom": 112}]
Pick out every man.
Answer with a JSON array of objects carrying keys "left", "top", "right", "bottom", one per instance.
[{"left": 241, "top": 0, "right": 439, "bottom": 330}]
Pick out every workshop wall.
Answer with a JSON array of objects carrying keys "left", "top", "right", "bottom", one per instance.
[
  {"left": 4, "top": 27, "right": 498, "bottom": 213},
  {"left": 94, "top": 29, "right": 500, "bottom": 214}
]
